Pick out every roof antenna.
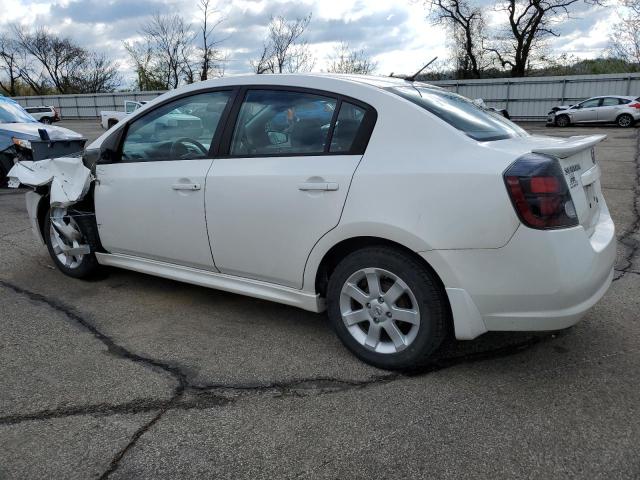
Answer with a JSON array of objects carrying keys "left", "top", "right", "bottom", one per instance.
[{"left": 405, "top": 57, "right": 438, "bottom": 82}]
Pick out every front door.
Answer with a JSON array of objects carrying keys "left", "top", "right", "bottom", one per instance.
[
  {"left": 206, "top": 89, "right": 374, "bottom": 288},
  {"left": 571, "top": 98, "right": 601, "bottom": 123},
  {"left": 95, "top": 90, "right": 233, "bottom": 270}
]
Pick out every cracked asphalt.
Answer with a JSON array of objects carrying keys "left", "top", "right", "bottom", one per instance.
[{"left": 1, "top": 120, "right": 639, "bottom": 479}]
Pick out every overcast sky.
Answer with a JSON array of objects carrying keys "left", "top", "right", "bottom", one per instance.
[{"left": 0, "top": 0, "right": 624, "bottom": 85}]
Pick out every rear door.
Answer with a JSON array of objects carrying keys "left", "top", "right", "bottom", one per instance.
[
  {"left": 205, "top": 88, "right": 375, "bottom": 288},
  {"left": 597, "top": 97, "right": 623, "bottom": 122}
]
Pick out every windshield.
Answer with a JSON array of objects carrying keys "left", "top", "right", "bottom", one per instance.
[
  {"left": 0, "top": 101, "right": 37, "bottom": 124},
  {"left": 387, "top": 85, "right": 527, "bottom": 142}
]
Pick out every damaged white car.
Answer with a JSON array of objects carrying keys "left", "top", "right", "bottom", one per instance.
[{"left": 9, "top": 74, "right": 616, "bottom": 369}]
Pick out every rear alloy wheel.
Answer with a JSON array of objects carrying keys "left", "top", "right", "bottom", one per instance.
[
  {"left": 327, "top": 247, "right": 448, "bottom": 370},
  {"left": 41, "top": 117, "right": 52, "bottom": 124},
  {"left": 617, "top": 114, "right": 634, "bottom": 128},
  {"left": 555, "top": 115, "right": 570, "bottom": 127},
  {"left": 45, "top": 207, "right": 99, "bottom": 278}
]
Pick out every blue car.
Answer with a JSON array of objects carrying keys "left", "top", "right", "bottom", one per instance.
[{"left": 0, "top": 96, "right": 85, "bottom": 186}]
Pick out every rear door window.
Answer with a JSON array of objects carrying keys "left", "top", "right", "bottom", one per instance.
[
  {"left": 229, "top": 90, "right": 337, "bottom": 156},
  {"left": 330, "top": 102, "right": 366, "bottom": 153},
  {"left": 601, "top": 98, "right": 621, "bottom": 106}
]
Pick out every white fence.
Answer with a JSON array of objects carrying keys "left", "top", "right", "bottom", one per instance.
[
  {"left": 431, "top": 72, "right": 640, "bottom": 120},
  {"left": 10, "top": 72, "right": 640, "bottom": 120},
  {"left": 11, "top": 91, "right": 166, "bottom": 119}
]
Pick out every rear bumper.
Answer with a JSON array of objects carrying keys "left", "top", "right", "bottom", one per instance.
[{"left": 421, "top": 207, "right": 616, "bottom": 340}]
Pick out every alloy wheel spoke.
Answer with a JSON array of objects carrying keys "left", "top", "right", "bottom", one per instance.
[
  {"left": 365, "top": 323, "right": 381, "bottom": 349},
  {"left": 365, "top": 270, "right": 381, "bottom": 298},
  {"left": 343, "top": 283, "right": 370, "bottom": 306},
  {"left": 343, "top": 308, "right": 370, "bottom": 326},
  {"left": 384, "top": 281, "right": 405, "bottom": 305},
  {"left": 383, "top": 321, "right": 406, "bottom": 350},
  {"left": 390, "top": 306, "right": 420, "bottom": 325}
]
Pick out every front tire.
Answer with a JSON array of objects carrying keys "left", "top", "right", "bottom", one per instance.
[
  {"left": 555, "top": 114, "right": 570, "bottom": 127},
  {"left": 44, "top": 207, "right": 100, "bottom": 278},
  {"left": 40, "top": 117, "right": 52, "bottom": 124},
  {"left": 617, "top": 114, "right": 634, "bottom": 128},
  {"left": 327, "top": 247, "right": 449, "bottom": 370}
]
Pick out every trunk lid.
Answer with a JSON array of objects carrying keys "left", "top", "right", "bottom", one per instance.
[
  {"left": 490, "top": 134, "right": 607, "bottom": 236},
  {"left": 532, "top": 135, "right": 605, "bottom": 236}
]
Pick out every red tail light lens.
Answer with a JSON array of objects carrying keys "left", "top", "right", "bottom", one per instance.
[
  {"left": 504, "top": 153, "right": 578, "bottom": 229},
  {"left": 629, "top": 103, "right": 640, "bottom": 109}
]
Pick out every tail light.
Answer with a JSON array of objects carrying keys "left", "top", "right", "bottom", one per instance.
[
  {"left": 504, "top": 153, "right": 578, "bottom": 229},
  {"left": 629, "top": 103, "right": 640, "bottom": 109}
]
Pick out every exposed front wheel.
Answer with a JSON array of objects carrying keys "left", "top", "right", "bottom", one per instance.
[
  {"left": 555, "top": 115, "right": 570, "bottom": 127},
  {"left": 44, "top": 207, "right": 100, "bottom": 278},
  {"left": 327, "top": 247, "right": 449, "bottom": 370},
  {"left": 617, "top": 114, "right": 634, "bottom": 128}
]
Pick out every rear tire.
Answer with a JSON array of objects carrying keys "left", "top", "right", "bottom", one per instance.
[
  {"left": 107, "top": 119, "right": 118, "bottom": 129},
  {"left": 326, "top": 247, "right": 449, "bottom": 370},
  {"left": 555, "top": 114, "right": 570, "bottom": 127},
  {"left": 44, "top": 206, "right": 100, "bottom": 279},
  {"left": 617, "top": 114, "right": 634, "bottom": 128},
  {"left": 40, "top": 117, "right": 52, "bottom": 124}
]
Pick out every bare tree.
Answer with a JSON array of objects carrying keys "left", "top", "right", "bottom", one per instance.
[
  {"left": 250, "top": 14, "right": 315, "bottom": 74},
  {"left": 488, "top": 0, "right": 603, "bottom": 77},
  {"left": 197, "top": 0, "right": 226, "bottom": 80},
  {"left": 427, "top": 0, "right": 489, "bottom": 78},
  {"left": 609, "top": 0, "right": 640, "bottom": 64},
  {"left": 0, "top": 34, "right": 20, "bottom": 95},
  {"left": 11, "top": 26, "right": 120, "bottom": 93},
  {"left": 326, "top": 42, "right": 377, "bottom": 74},
  {"left": 124, "top": 40, "right": 164, "bottom": 91},
  {"left": 141, "top": 13, "right": 194, "bottom": 89}
]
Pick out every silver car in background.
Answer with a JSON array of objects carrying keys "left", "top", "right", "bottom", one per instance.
[{"left": 547, "top": 95, "right": 640, "bottom": 128}]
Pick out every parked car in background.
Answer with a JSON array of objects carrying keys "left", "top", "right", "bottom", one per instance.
[
  {"left": 8, "top": 74, "right": 615, "bottom": 369},
  {"left": 472, "top": 98, "right": 510, "bottom": 119},
  {"left": 547, "top": 95, "right": 640, "bottom": 128},
  {"left": 1, "top": 96, "right": 84, "bottom": 186},
  {"left": 24, "top": 106, "right": 61, "bottom": 124},
  {"left": 100, "top": 101, "right": 147, "bottom": 129}
]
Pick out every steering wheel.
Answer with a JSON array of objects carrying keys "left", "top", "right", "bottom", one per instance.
[{"left": 170, "top": 138, "right": 208, "bottom": 158}]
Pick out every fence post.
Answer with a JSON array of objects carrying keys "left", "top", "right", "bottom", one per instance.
[
  {"left": 505, "top": 81, "right": 511, "bottom": 112},
  {"left": 627, "top": 76, "right": 632, "bottom": 96},
  {"left": 561, "top": 79, "right": 567, "bottom": 104}
]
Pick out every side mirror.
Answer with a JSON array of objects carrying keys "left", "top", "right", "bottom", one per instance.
[{"left": 97, "top": 128, "right": 123, "bottom": 164}]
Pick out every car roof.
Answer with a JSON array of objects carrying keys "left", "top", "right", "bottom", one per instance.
[
  {"left": 585, "top": 95, "right": 637, "bottom": 100},
  {"left": 167, "top": 72, "right": 441, "bottom": 99}
]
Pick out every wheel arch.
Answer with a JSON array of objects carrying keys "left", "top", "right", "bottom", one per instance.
[
  {"left": 34, "top": 185, "right": 102, "bottom": 248},
  {"left": 312, "top": 235, "right": 447, "bottom": 299}
]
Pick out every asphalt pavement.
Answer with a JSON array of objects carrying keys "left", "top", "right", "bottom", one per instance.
[{"left": 0, "top": 121, "right": 638, "bottom": 479}]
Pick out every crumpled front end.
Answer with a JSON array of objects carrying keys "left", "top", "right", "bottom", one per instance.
[{"left": 7, "top": 157, "right": 93, "bottom": 207}]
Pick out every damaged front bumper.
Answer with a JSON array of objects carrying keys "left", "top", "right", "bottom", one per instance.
[{"left": 7, "top": 156, "right": 93, "bottom": 207}]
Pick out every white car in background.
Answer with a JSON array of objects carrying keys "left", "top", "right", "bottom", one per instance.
[
  {"left": 24, "top": 105, "right": 61, "bottom": 124},
  {"left": 9, "top": 74, "right": 616, "bottom": 369},
  {"left": 100, "top": 100, "right": 147, "bottom": 129},
  {"left": 548, "top": 95, "right": 640, "bottom": 128}
]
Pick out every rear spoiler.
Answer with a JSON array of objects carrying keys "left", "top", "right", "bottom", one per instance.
[{"left": 532, "top": 134, "right": 606, "bottom": 159}]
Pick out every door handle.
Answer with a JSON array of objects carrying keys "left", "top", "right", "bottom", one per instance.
[
  {"left": 298, "top": 182, "right": 339, "bottom": 191},
  {"left": 172, "top": 183, "right": 201, "bottom": 191}
]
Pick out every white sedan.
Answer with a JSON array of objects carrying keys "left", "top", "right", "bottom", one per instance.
[{"left": 9, "top": 74, "right": 616, "bottom": 370}]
